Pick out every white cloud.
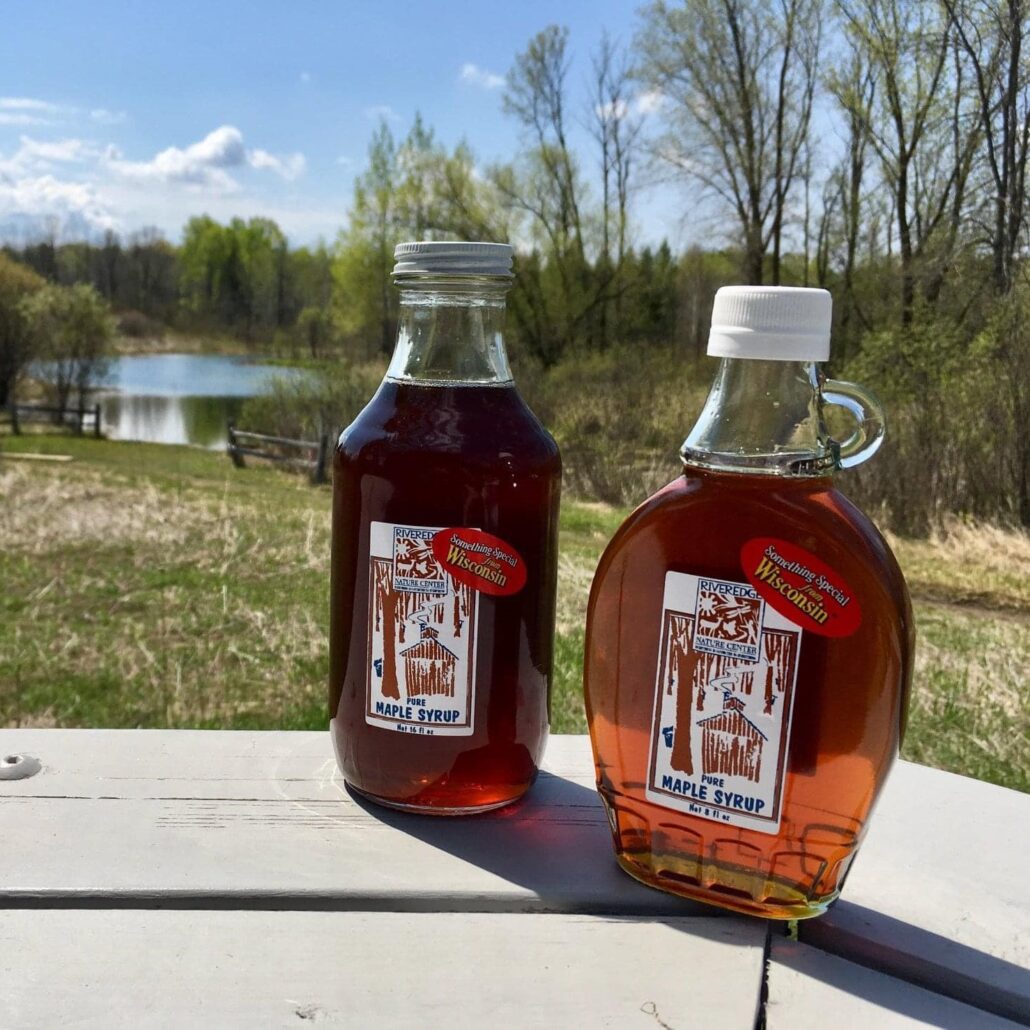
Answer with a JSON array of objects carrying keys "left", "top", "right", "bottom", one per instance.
[
  {"left": 248, "top": 148, "right": 306, "bottom": 180},
  {"left": 0, "top": 124, "right": 315, "bottom": 244},
  {"left": 0, "top": 97, "right": 129, "bottom": 128},
  {"left": 105, "top": 125, "right": 248, "bottom": 191},
  {"left": 460, "top": 63, "right": 505, "bottom": 90},
  {"left": 364, "top": 104, "right": 401, "bottom": 123},
  {"left": 17, "top": 136, "right": 98, "bottom": 164},
  {"left": 0, "top": 113, "right": 49, "bottom": 126},
  {"left": 102, "top": 126, "right": 306, "bottom": 191},
  {"left": 300, "top": 71, "right": 312, "bottom": 84},
  {"left": 0, "top": 174, "right": 116, "bottom": 236},
  {"left": 90, "top": 108, "right": 128, "bottom": 125},
  {"left": 0, "top": 97, "right": 62, "bottom": 127},
  {"left": 0, "top": 97, "right": 61, "bottom": 112},
  {"left": 0, "top": 136, "right": 99, "bottom": 180},
  {"left": 635, "top": 90, "right": 666, "bottom": 116},
  {"left": 335, "top": 156, "right": 353, "bottom": 167}
]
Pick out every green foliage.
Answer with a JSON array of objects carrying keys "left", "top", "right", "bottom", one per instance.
[
  {"left": 527, "top": 346, "right": 706, "bottom": 504},
  {"left": 178, "top": 215, "right": 298, "bottom": 339},
  {"left": 19, "top": 282, "right": 114, "bottom": 409},
  {"left": 238, "top": 361, "right": 386, "bottom": 442},
  {"left": 0, "top": 252, "right": 46, "bottom": 406},
  {"left": 839, "top": 292, "right": 1030, "bottom": 532}
]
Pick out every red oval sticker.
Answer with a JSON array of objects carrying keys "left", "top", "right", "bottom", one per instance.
[
  {"left": 740, "top": 537, "right": 861, "bottom": 638},
  {"left": 432, "top": 528, "right": 527, "bottom": 597}
]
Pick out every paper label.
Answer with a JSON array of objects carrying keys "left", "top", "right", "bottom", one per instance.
[
  {"left": 365, "top": 522, "right": 479, "bottom": 736},
  {"left": 432, "top": 527, "right": 527, "bottom": 597},
  {"left": 741, "top": 537, "right": 861, "bottom": 637},
  {"left": 646, "top": 571, "right": 802, "bottom": 834}
]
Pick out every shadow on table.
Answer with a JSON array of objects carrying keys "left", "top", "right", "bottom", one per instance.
[
  {"left": 796, "top": 903, "right": 1030, "bottom": 1026},
  {"left": 344, "top": 769, "right": 713, "bottom": 918},
  {"left": 349, "top": 774, "right": 1029, "bottom": 1024}
]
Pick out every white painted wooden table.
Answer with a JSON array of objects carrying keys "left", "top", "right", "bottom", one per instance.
[{"left": 1, "top": 732, "right": 1027, "bottom": 1028}]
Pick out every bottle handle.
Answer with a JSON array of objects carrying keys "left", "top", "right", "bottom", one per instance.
[{"left": 822, "top": 379, "right": 886, "bottom": 469}]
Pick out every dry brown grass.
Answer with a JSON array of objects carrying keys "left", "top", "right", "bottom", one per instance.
[
  {"left": 1, "top": 436, "right": 1027, "bottom": 790},
  {"left": 886, "top": 516, "right": 1030, "bottom": 611},
  {"left": 0, "top": 463, "right": 202, "bottom": 553}
]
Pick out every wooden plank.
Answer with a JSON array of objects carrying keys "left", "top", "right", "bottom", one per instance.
[
  {"left": 0, "top": 731, "right": 702, "bottom": 915},
  {"left": 230, "top": 428, "right": 317, "bottom": 448},
  {"left": 767, "top": 936, "right": 1023, "bottom": 1029},
  {"left": 0, "top": 910, "right": 766, "bottom": 1030},
  {"left": 802, "top": 762, "right": 1030, "bottom": 1022},
  {"left": 0, "top": 452, "right": 73, "bottom": 462},
  {"left": 228, "top": 445, "right": 315, "bottom": 464}
]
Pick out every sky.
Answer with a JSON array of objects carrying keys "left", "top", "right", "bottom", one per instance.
[{"left": 0, "top": 0, "right": 690, "bottom": 250}]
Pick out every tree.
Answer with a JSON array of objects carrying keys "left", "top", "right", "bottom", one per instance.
[
  {"left": 332, "top": 121, "right": 400, "bottom": 357},
  {"left": 836, "top": 0, "right": 979, "bottom": 325},
  {"left": 0, "top": 253, "right": 46, "bottom": 407},
  {"left": 21, "top": 283, "right": 113, "bottom": 411},
  {"left": 494, "top": 25, "right": 597, "bottom": 362},
  {"left": 179, "top": 216, "right": 232, "bottom": 320},
  {"left": 590, "top": 32, "right": 645, "bottom": 347},
  {"left": 126, "top": 227, "right": 179, "bottom": 321},
  {"left": 945, "top": 0, "right": 1030, "bottom": 295},
  {"left": 297, "top": 305, "right": 333, "bottom": 359},
  {"left": 636, "top": 0, "right": 823, "bottom": 285},
  {"left": 826, "top": 46, "right": 878, "bottom": 352}
]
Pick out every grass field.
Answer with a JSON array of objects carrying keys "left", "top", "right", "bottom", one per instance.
[{"left": 1, "top": 435, "right": 1027, "bottom": 792}]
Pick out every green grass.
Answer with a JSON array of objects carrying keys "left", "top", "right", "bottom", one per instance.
[{"left": 1, "top": 434, "right": 1027, "bottom": 792}]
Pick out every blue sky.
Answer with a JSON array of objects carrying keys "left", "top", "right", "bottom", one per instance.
[{"left": 0, "top": 1, "right": 690, "bottom": 249}]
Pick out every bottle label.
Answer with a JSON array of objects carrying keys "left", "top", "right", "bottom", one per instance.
[
  {"left": 365, "top": 521, "right": 479, "bottom": 736},
  {"left": 432, "top": 528, "right": 527, "bottom": 596},
  {"left": 646, "top": 571, "right": 802, "bottom": 834},
  {"left": 741, "top": 537, "right": 862, "bottom": 637}
]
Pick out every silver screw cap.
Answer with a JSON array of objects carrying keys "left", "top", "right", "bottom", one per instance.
[{"left": 393, "top": 241, "right": 514, "bottom": 278}]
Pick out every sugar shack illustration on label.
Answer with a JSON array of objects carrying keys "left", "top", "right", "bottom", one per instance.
[
  {"left": 366, "top": 522, "right": 479, "bottom": 736},
  {"left": 647, "top": 573, "right": 801, "bottom": 835}
]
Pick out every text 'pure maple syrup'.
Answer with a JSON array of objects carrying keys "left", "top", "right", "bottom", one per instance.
[
  {"left": 330, "top": 241, "right": 561, "bottom": 814},
  {"left": 585, "top": 287, "right": 914, "bottom": 919}
]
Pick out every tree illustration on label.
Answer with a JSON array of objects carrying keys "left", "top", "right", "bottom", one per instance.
[
  {"left": 762, "top": 631, "right": 796, "bottom": 715},
  {"left": 372, "top": 558, "right": 401, "bottom": 700},
  {"left": 667, "top": 615, "right": 699, "bottom": 776}
]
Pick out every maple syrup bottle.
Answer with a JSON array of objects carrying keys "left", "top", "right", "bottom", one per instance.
[
  {"left": 584, "top": 287, "right": 914, "bottom": 918},
  {"left": 330, "top": 242, "right": 561, "bottom": 814}
]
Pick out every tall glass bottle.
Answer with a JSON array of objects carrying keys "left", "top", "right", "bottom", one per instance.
[
  {"left": 584, "top": 287, "right": 914, "bottom": 918},
  {"left": 330, "top": 242, "right": 561, "bottom": 814}
]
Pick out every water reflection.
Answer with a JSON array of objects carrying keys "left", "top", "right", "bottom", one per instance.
[
  {"left": 31, "top": 354, "right": 302, "bottom": 449},
  {"left": 99, "top": 393, "right": 247, "bottom": 448}
]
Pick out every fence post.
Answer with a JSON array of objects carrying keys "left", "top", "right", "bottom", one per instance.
[
  {"left": 227, "top": 421, "right": 245, "bottom": 468},
  {"left": 76, "top": 402, "right": 85, "bottom": 435},
  {"left": 93, "top": 403, "right": 101, "bottom": 438},
  {"left": 311, "top": 432, "right": 329, "bottom": 485},
  {"left": 9, "top": 401, "right": 20, "bottom": 435}
]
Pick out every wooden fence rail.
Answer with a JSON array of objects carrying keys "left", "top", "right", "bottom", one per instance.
[
  {"left": 227, "top": 422, "right": 330, "bottom": 485},
  {"left": 2, "top": 402, "right": 101, "bottom": 438}
]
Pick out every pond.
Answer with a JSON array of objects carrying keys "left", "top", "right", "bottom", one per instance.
[{"left": 46, "top": 354, "right": 302, "bottom": 448}]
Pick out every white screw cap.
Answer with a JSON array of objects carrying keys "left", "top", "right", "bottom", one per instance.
[{"left": 708, "top": 286, "right": 832, "bottom": 361}]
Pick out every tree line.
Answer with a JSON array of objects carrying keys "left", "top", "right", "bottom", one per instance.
[{"left": 1, "top": 0, "right": 1028, "bottom": 528}]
